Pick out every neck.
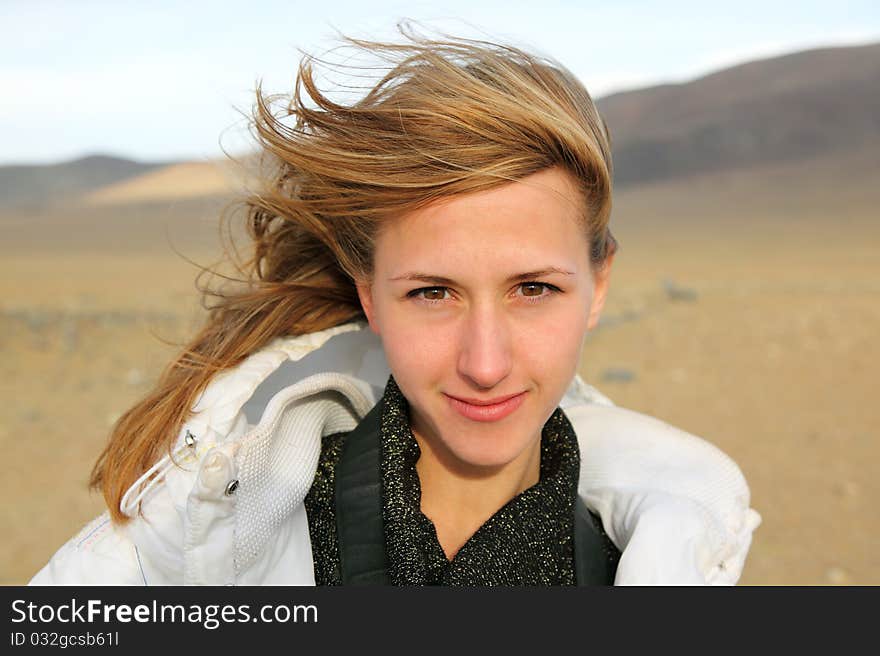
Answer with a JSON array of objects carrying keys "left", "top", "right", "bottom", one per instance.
[{"left": 412, "top": 428, "right": 542, "bottom": 560}]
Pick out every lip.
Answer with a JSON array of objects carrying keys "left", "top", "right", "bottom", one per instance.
[{"left": 444, "top": 391, "right": 527, "bottom": 422}]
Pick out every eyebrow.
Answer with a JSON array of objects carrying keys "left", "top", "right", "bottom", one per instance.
[{"left": 389, "top": 267, "right": 575, "bottom": 285}]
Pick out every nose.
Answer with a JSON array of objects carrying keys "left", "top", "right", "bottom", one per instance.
[{"left": 456, "top": 304, "right": 513, "bottom": 390}]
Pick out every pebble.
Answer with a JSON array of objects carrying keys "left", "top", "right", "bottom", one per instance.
[
  {"left": 661, "top": 279, "right": 699, "bottom": 302},
  {"left": 825, "top": 566, "right": 850, "bottom": 585},
  {"left": 125, "top": 368, "right": 145, "bottom": 386},
  {"left": 831, "top": 481, "right": 859, "bottom": 500},
  {"left": 600, "top": 367, "right": 637, "bottom": 383}
]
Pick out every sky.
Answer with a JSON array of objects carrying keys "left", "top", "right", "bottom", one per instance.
[{"left": 1, "top": 0, "right": 878, "bottom": 165}]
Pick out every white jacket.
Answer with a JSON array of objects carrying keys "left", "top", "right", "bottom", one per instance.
[{"left": 31, "top": 320, "right": 761, "bottom": 586}]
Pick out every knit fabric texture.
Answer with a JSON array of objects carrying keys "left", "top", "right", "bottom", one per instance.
[{"left": 233, "top": 374, "right": 372, "bottom": 578}]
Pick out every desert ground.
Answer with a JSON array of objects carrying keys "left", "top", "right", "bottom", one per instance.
[{"left": 2, "top": 151, "right": 878, "bottom": 585}]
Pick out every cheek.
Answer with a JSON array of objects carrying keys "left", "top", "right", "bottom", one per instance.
[
  {"left": 522, "top": 300, "right": 591, "bottom": 395},
  {"left": 530, "top": 310, "right": 588, "bottom": 366},
  {"left": 375, "top": 310, "right": 456, "bottom": 384}
]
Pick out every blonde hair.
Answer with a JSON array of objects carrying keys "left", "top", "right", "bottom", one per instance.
[{"left": 91, "top": 21, "right": 618, "bottom": 523}]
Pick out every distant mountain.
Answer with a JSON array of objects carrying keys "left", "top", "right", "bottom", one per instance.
[
  {"left": 82, "top": 160, "right": 245, "bottom": 205},
  {"left": 2, "top": 41, "right": 878, "bottom": 208},
  {"left": 0, "top": 154, "right": 167, "bottom": 207},
  {"left": 597, "top": 41, "right": 880, "bottom": 186}
]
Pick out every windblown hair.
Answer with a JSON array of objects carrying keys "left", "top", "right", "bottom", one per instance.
[{"left": 91, "top": 21, "right": 618, "bottom": 523}]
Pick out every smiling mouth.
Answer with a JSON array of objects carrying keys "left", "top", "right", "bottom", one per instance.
[
  {"left": 445, "top": 392, "right": 525, "bottom": 406},
  {"left": 444, "top": 391, "right": 527, "bottom": 422}
]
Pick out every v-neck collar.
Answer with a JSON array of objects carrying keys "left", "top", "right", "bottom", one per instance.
[{"left": 379, "top": 375, "right": 581, "bottom": 586}]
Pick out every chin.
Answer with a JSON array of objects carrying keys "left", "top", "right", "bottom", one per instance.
[{"left": 439, "top": 418, "right": 543, "bottom": 471}]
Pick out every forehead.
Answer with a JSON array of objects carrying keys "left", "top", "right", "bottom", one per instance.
[{"left": 375, "top": 168, "right": 590, "bottom": 276}]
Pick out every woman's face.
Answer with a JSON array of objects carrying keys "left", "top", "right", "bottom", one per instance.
[{"left": 356, "top": 166, "right": 613, "bottom": 474}]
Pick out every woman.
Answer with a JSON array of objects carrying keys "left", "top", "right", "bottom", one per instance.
[{"left": 31, "top": 24, "right": 760, "bottom": 585}]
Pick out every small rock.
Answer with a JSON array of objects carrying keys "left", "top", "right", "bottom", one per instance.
[
  {"left": 597, "top": 310, "right": 642, "bottom": 329},
  {"left": 661, "top": 279, "right": 698, "bottom": 302},
  {"left": 825, "top": 566, "right": 850, "bottom": 585},
  {"left": 125, "top": 368, "right": 145, "bottom": 386},
  {"left": 831, "top": 481, "right": 859, "bottom": 500},
  {"left": 600, "top": 367, "right": 637, "bottom": 383}
]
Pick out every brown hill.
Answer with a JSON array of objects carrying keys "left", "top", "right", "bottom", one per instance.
[
  {"left": 0, "top": 155, "right": 168, "bottom": 208},
  {"left": 82, "top": 160, "right": 246, "bottom": 205},
  {"left": 597, "top": 41, "right": 880, "bottom": 186}
]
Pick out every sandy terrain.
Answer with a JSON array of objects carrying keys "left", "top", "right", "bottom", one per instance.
[
  {"left": 82, "top": 159, "right": 256, "bottom": 205},
  {"left": 2, "top": 155, "right": 878, "bottom": 585}
]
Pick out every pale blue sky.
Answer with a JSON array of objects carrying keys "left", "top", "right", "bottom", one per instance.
[{"left": 1, "top": 0, "right": 878, "bottom": 165}]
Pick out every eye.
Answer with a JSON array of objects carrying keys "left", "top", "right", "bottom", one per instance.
[
  {"left": 407, "top": 286, "right": 452, "bottom": 304},
  {"left": 516, "top": 282, "right": 561, "bottom": 303},
  {"left": 407, "top": 282, "right": 561, "bottom": 306}
]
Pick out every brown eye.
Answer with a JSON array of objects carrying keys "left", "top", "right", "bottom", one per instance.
[
  {"left": 422, "top": 287, "right": 446, "bottom": 300},
  {"left": 408, "top": 286, "right": 451, "bottom": 303},
  {"left": 516, "top": 282, "right": 561, "bottom": 304}
]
